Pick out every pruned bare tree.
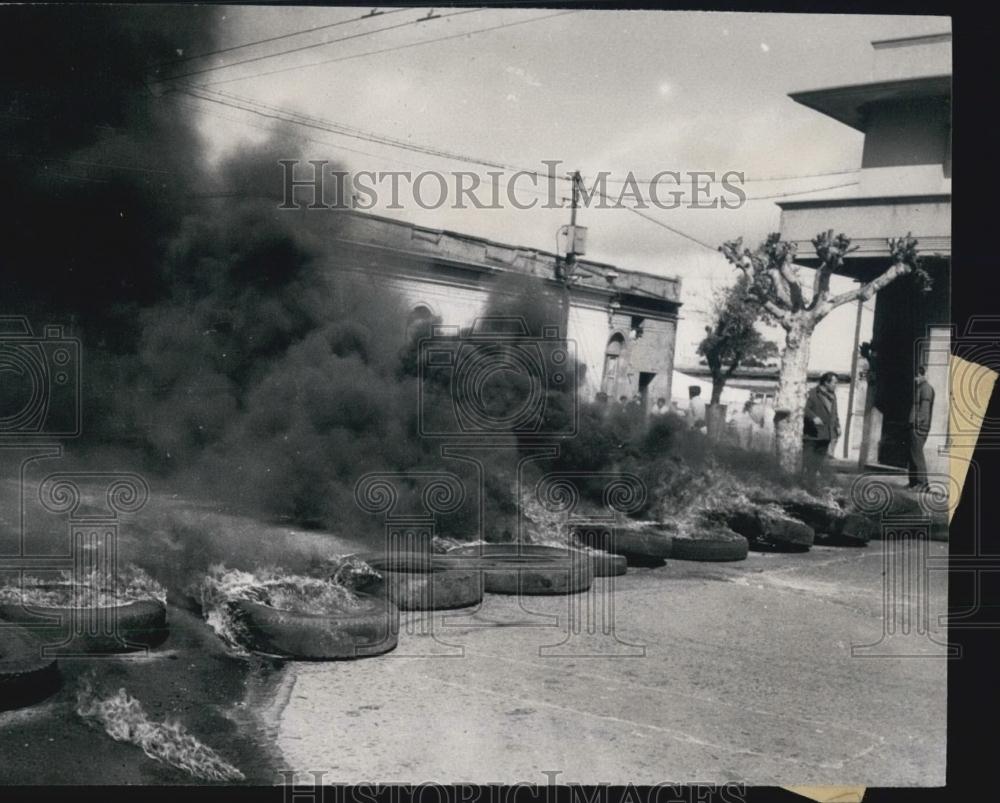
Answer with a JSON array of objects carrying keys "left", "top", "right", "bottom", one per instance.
[{"left": 719, "top": 230, "right": 927, "bottom": 473}]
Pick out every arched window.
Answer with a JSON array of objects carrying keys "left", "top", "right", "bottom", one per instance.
[
  {"left": 601, "top": 333, "right": 625, "bottom": 396},
  {"left": 405, "top": 305, "right": 435, "bottom": 342}
]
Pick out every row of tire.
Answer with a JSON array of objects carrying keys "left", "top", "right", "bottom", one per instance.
[
  {"left": 0, "top": 544, "right": 619, "bottom": 708},
  {"left": 0, "top": 517, "right": 868, "bottom": 707},
  {"left": 232, "top": 545, "right": 626, "bottom": 659}
]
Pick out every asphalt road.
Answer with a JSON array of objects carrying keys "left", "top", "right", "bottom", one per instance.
[
  {"left": 267, "top": 543, "right": 948, "bottom": 787},
  {"left": 0, "top": 467, "right": 948, "bottom": 787}
]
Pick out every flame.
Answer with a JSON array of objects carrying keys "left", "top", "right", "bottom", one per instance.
[
  {"left": 75, "top": 679, "right": 244, "bottom": 782},
  {"left": 197, "top": 561, "right": 377, "bottom": 654},
  {"left": 0, "top": 564, "right": 167, "bottom": 608}
]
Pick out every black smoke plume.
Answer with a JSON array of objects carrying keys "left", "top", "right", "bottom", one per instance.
[{"left": 0, "top": 7, "right": 473, "bottom": 545}]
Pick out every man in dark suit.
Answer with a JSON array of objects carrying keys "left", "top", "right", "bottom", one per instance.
[
  {"left": 907, "top": 366, "right": 936, "bottom": 490},
  {"left": 802, "top": 372, "right": 840, "bottom": 490}
]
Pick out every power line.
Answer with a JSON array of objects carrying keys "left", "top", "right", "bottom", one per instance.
[
  {"left": 597, "top": 167, "right": 859, "bottom": 185},
  {"left": 622, "top": 205, "right": 718, "bottom": 252},
  {"left": 165, "top": 93, "right": 457, "bottom": 174},
  {"left": 601, "top": 179, "right": 861, "bottom": 253},
  {"left": 168, "top": 92, "right": 568, "bottom": 200},
  {"left": 742, "top": 181, "right": 859, "bottom": 200},
  {"left": 154, "top": 8, "right": 483, "bottom": 84},
  {"left": 578, "top": 179, "right": 861, "bottom": 206},
  {"left": 624, "top": 180, "right": 860, "bottom": 202},
  {"left": 174, "top": 83, "right": 569, "bottom": 180},
  {"left": 598, "top": 180, "right": 863, "bottom": 253},
  {"left": 589, "top": 185, "right": 718, "bottom": 252},
  {"left": 173, "top": 87, "right": 856, "bottom": 205},
  {"left": 151, "top": 7, "right": 410, "bottom": 69},
  {"left": 586, "top": 186, "right": 722, "bottom": 253},
  {"left": 197, "top": 9, "right": 580, "bottom": 87}
]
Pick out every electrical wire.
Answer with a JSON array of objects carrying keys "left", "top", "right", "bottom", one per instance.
[
  {"left": 151, "top": 7, "right": 411, "bottom": 69},
  {"left": 153, "top": 8, "right": 483, "bottom": 84},
  {"left": 196, "top": 9, "right": 580, "bottom": 87},
  {"left": 167, "top": 92, "right": 570, "bottom": 205},
  {"left": 598, "top": 167, "right": 860, "bottom": 184},
  {"left": 174, "top": 82, "right": 570, "bottom": 180},
  {"left": 598, "top": 180, "right": 861, "bottom": 203},
  {"left": 622, "top": 205, "right": 718, "bottom": 252},
  {"left": 741, "top": 181, "right": 860, "bottom": 200},
  {"left": 172, "top": 88, "right": 860, "bottom": 230},
  {"left": 177, "top": 84, "right": 855, "bottom": 201}
]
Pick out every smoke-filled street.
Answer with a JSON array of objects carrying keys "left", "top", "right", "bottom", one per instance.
[{"left": 0, "top": 5, "right": 968, "bottom": 798}]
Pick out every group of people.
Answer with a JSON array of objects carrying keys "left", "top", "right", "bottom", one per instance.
[
  {"left": 599, "top": 384, "right": 770, "bottom": 440},
  {"left": 595, "top": 391, "right": 649, "bottom": 416},
  {"left": 596, "top": 366, "right": 937, "bottom": 493},
  {"left": 648, "top": 386, "right": 707, "bottom": 430},
  {"left": 595, "top": 387, "right": 701, "bottom": 430}
]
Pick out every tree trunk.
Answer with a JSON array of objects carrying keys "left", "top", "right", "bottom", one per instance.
[
  {"left": 710, "top": 381, "right": 723, "bottom": 405},
  {"left": 705, "top": 403, "right": 728, "bottom": 442},
  {"left": 773, "top": 320, "right": 812, "bottom": 474}
]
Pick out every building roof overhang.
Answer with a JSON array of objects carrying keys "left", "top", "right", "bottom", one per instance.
[
  {"left": 789, "top": 74, "right": 951, "bottom": 132},
  {"left": 778, "top": 193, "right": 951, "bottom": 274}
]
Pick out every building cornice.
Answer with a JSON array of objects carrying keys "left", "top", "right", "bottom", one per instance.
[
  {"left": 778, "top": 193, "right": 951, "bottom": 211},
  {"left": 326, "top": 237, "right": 681, "bottom": 319},
  {"left": 789, "top": 75, "right": 950, "bottom": 132}
]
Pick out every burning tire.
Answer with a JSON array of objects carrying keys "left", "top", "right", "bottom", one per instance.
[
  {"left": 0, "top": 626, "right": 61, "bottom": 710},
  {"left": 443, "top": 544, "right": 592, "bottom": 595},
  {"left": 0, "top": 597, "right": 168, "bottom": 654},
  {"left": 670, "top": 527, "right": 749, "bottom": 562},
  {"left": 355, "top": 553, "right": 483, "bottom": 610},
  {"left": 722, "top": 508, "right": 814, "bottom": 552},
  {"left": 449, "top": 543, "right": 626, "bottom": 578},
  {"left": 573, "top": 525, "right": 672, "bottom": 564},
  {"left": 578, "top": 549, "right": 627, "bottom": 577},
  {"left": 227, "top": 595, "right": 398, "bottom": 660},
  {"left": 822, "top": 512, "right": 874, "bottom": 546}
]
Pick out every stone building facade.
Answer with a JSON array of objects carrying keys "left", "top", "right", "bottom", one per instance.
[{"left": 325, "top": 210, "right": 682, "bottom": 407}]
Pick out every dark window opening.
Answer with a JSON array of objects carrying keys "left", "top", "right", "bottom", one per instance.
[{"left": 630, "top": 316, "right": 645, "bottom": 340}]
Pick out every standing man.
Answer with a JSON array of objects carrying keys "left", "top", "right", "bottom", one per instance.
[
  {"left": 802, "top": 372, "right": 840, "bottom": 489},
  {"left": 650, "top": 397, "right": 669, "bottom": 417},
  {"left": 626, "top": 393, "right": 644, "bottom": 424},
  {"left": 907, "top": 366, "right": 936, "bottom": 490},
  {"left": 734, "top": 398, "right": 755, "bottom": 449},
  {"left": 687, "top": 386, "right": 706, "bottom": 430}
]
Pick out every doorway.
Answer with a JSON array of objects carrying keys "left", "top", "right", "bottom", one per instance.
[
  {"left": 601, "top": 334, "right": 625, "bottom": 398},
  {"left": 638, "top": 372, "right": 656, "bottom": 412}
]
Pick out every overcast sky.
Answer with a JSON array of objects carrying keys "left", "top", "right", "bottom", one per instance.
[{"left": 180, "top": 7, "right": 950, "bottom": 371}]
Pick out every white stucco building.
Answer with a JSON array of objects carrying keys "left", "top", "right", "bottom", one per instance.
[{"left": 325, "top": 210, "right": 683, "bottom": 407}]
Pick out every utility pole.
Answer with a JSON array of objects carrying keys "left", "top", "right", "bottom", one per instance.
[
  {"left": 556, "top": 171, "right": 581, "bottom": 282},
  {"left": 567, "top": 169, "right": 580, "bottom": 268},
  {"left": 556, "top": 171, "right": 584, "bottom": 336},
  {"left": 843, "top": 296, "right": 865, "bottom": 458}
]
